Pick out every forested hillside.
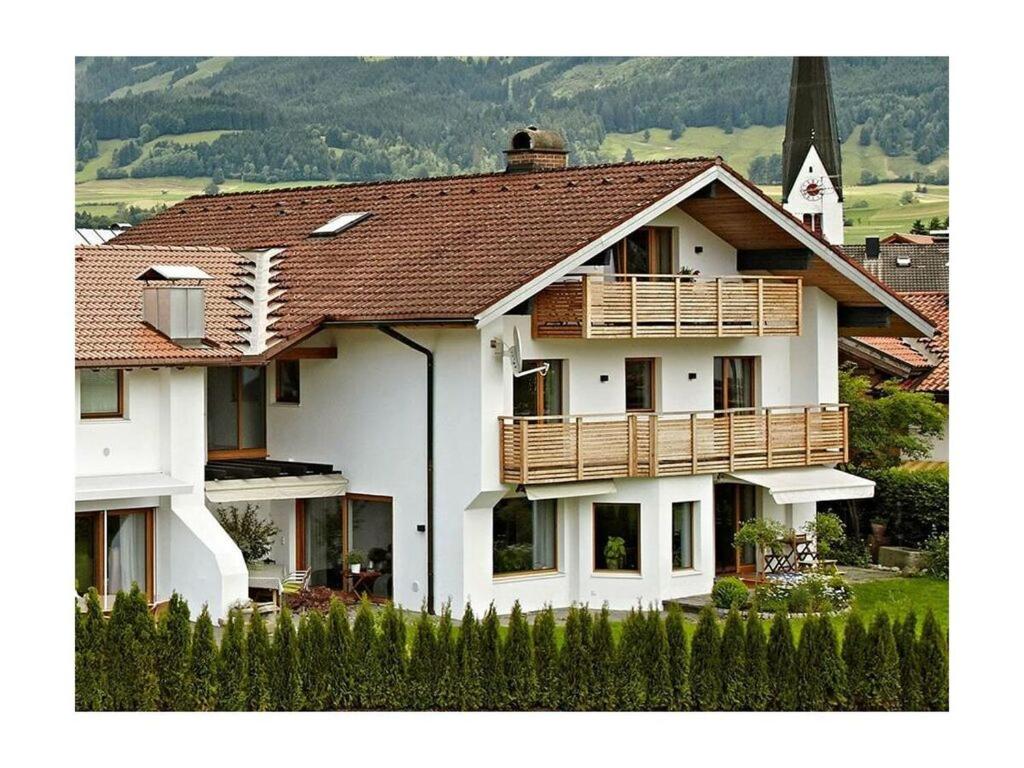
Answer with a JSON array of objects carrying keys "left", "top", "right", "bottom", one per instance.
[{"left": 75, "top": 56, "right": 948, "bottom": 188}]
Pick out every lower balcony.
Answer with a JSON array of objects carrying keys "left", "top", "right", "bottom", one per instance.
[{"left": 499, "top": 404, "right": 848, "bottom": 484}]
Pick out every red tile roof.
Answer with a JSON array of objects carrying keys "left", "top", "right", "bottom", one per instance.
[
  {"left": 76, "top": 244, "right": 248, "bottom": 366},
  {"left": 857, "top": 291, "right": 948, "bottom": 394}
]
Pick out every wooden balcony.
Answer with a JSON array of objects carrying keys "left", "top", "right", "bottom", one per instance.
[
  {"left": 532, "top": 274, "right": 802, "bottom": 340},
  {"left": 499, "top": 404, "right": 848, "bottom": 485}
]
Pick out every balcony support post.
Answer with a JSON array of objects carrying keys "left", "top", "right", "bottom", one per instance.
[
  {"left": 576, "top": 416, "right": 584, "bottom": 480},
  {"left": 649, "top": 414, "right": 659, "bottom": 477},
  {"left": 690, "top": 412, "right": 698, "bottom": 475},
  {"left": 627, "top": 414, "right": 638, "bottom": 476},
  {"left": 757, "top": 278, "right": 764, "bottom": 336},
  {"left": 804, "top": 406, "right": 812, "bottom": 464},
  {"left": 630, "top": 277, "right": 638, "bottom": 338},
  {"left": 716, "top": 278, "right": 723, "bottom": 337},
  {"left": 674, "top": 277, "right": 682, "bottom": 338},
  {"left": 766, "top": 408, "right": 773, "bottom": 466},
  {"left": 520, "top": 419, "right": 529, "bottom": 484},
  {"left": 728, "top": 411, "right": 735, "bottom": 472},
  {"left": 842, "top": 405, "right": 849, "bottom": 463},
  {"left": 582, "top": 276, "right": 592, "bottom": 339},
  {"left": 796, "top": 278, "right": 803, "bottom": 336}
]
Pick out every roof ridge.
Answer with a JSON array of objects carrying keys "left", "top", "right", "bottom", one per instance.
[{"left": 74, "top": 243, "right": 237, "bottom": 253}]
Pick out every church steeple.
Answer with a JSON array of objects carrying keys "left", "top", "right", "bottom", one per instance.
[{"left": 781, "top": 56, "right": 845, "bottom": 244}]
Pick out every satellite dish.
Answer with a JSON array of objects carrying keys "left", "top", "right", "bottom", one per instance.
[{"left": 510, "top": 327, "right": 550, "bottom": 378}]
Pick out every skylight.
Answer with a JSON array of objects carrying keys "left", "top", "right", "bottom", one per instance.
[{"left": 311, "top": 211, "right": 370, "bottom": 236}]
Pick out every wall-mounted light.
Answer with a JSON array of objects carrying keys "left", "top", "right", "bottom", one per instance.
[
  {"left": 688, "top": 372, "right": 697, "bottom": 380},
  {"left": 600, "top": 374, "right": 609, "bottom": 383}
]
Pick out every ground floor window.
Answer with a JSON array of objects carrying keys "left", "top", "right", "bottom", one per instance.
[
  {"left": 492, "top": 497, "right": 557, "bottom": 575},
  {"left": 672, "top": 502, "right": 695, "bottom": 570},
  {"left": 75, "top": 508, "right": 154, "bottom": 601},
  {"left": 594, "top": 503, "right": 640, "bottom": 572}
]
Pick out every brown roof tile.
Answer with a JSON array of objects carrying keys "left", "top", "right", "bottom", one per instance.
[
  {"left": 843, "top": 242, "right": 949, "bottom": 292},
  {"left": 857, "top": 291, "right": 948, "bottom": 395}
]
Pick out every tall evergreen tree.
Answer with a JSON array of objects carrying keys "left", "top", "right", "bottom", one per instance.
[
  {"left": 351, "top": 597, "right": 377, "bottom": 708},
  {"left": 645, "top": 608, "right": 673, "bottom": 710},
  {"left": 863, "top": 612, "right": 901, "bottom": 711},
  {"left": 589, "top": 605, "right": 618, "bottom": 711},
  {"left": 532, "top": 606, "right": 559, "bottom": 709},
  {"left": 815, "top": 616, "right": 847, "bottom": 710},
  {"left": 189, "top": 605, "right": 218, "bottom": 711},
  {"left": 719, "top": 608, "right": 747, "bottom": 711},
  {"left": 842, "top": 612, "right": 869, "bottom": 710},
  {"left": 795, "top": 615, "right": 827, "bottom": 711},
  {"left": 407, "top": 606, "right": 438, "bottom": 710},
  {"left": 478, "top": 603, "right": 507, "bottom": 710},
  {"left": 561, "top": 605, "right": 595, "bottom": 710},
  {"left": 744, "top": 608, "right": 769, "bottom": 711},
  {"left": 665, "top": 607, "right": 690, "bottom": 711},
  {"left": 616, "top": 606, "right": 648, "bottom": 710},
  {"left": 105, "top": 585, "right": 159, "bottom": 711},
  {"left": 155, "top": 592, "right": 191, "bottom": 711},
  {"left": 455, "top": 603, "right": 482, "bottom": 711},
  {"left": 270, "top": 606, "right": 303, "bottom": 711},
  {"left": 767, "top": 612, "right": 797, "bottom": 711},
  {"left": 326, "top": 598, "right": 354, "bottom": 709},
  {"left": 76, "top": 589, "right": 108, "bottom": 711},
  {"left": 895, "top": 611, "right": 924, "bottom": 711},
  {"left": 918, "top": 610, "right": 948, "bottom": 711},
  {"left": 298, "top": 610, "right": 329, "bottom": 710},
  {"left": 689, "top": 605, "right": 721, "bottom": 711},
  {"left": 246, "top": 609, "right": 272, "bottom": 711},
  {"left": 504, "top": 602, "right": 536, "bottom": 710},
  {"left": 375, "top": 602, "right": 408, "bottom": 710},
  {"left": 216, "top": 607, "right": 248, "bottom": 711},
  {"left": 434, "top": 603, "right": 459, "bottom": 711}
]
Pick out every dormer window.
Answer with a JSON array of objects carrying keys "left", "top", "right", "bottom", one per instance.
[
  {"left": 311, "top": 212, "right": 370, "bottom": 236},
  {"left": 80, "top": 369, "right": 124, "bottom": 419}
]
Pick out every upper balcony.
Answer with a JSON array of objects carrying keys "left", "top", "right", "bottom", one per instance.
[
  {"left": 532, "top": 274, "right": 802, "bottom": 340},
  {"left": 499, "top": 404, "right": 848, "bottom": 485}
]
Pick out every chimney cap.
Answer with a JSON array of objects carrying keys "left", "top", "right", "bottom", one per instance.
[
  {"left": 135, "top": 264, "right": 215, "bottom": 282},
  {"left": 507, "top": 126, "right": 566, "bottom": 154}
]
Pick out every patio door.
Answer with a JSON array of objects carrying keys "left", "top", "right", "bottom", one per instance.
[
  {"left": 75, "top": 508, "right": 154, "bottom": 603},
  {"left": 714, "top": 484, "right": 757, "bottom": 574},
  {"left": 296, "top": 497, "right": 344, "bottom": 588}
]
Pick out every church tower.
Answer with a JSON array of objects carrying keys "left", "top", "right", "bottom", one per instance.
[{"left": 782, "top": 57, "right": 844, "bottom": 244}]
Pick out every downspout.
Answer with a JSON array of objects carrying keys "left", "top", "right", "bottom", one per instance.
[{"left": 377, "top": 325, "right": 435, "bottom": 614}]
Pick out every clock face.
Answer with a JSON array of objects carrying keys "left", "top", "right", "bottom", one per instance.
[{"left": 800, "top": 178, "right": 824, "bottom": 200}]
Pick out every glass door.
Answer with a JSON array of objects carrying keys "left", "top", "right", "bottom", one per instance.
[
  {"left": 513, "top": 360, "right": 563, "bottom": 418},
  {"left": 714, "top": 484, "right": 757, "bottom": 574},
  {"left": 347, "top": 496, "right": 394, "bottom": 599},
  {"left": 298, "top": 497, "right": 344, "bottom": 588},
  {"left": 714, "top": 357, "right": 756, "bottom": 411}
]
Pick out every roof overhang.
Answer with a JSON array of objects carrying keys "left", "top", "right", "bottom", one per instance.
[
  {"left": 725, "top": 467, "right": 875, "bottom": 505},
  {"left": 75, "top": 472, "right": 192, "bottom": 502},
  {"left": 838, "top": 337, "right": 918, "bottom": 378}
]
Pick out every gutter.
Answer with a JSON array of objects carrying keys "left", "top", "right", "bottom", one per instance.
[{"left": 376, "top": 325, "right": 435, "bottom": 615}]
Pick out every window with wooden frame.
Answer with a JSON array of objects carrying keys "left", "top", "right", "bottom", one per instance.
[
  {"left": 74, "top": 508, "right": 154, "bottom": 603},
  {"left": 80, "top": 369, "right": 124, "bottom": 419},
  {"left": 275, "top": 359, "right": 301, "bottom": 404},
  {"left": 594, "top": 502, "right": 641, "bottom": 572},
  {"left": 613, "top": 226, "right": 673, "bottom": 275},
  {"left": 672, "top": 501, "right": 695, "bottom": 570},
  {"left": 713, "top": 356, "right": 757, "bottom": 411},
  {"left": 513, "top": 359, "right": 563, "bottom": 417},
  {"left": 625, "top": 358, "right": 656, "bottom": 412},
  {"left": 207, "top": 365, "right": 267, "bottom": 458},
  {"left": 492, "top": 497, "right": 557, "bottom": 576}
]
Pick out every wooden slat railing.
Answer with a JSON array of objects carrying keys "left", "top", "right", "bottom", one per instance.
[
  {"left": 532, "top": 274, "right": 802, "bottom": 339},
  {"left": 499, "top": 404, "right": 847, "bottom": 484}
]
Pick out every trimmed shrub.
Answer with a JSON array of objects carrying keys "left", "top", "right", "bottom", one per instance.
[
  {"left": 831, "top": 535, "right": 870, "bottom": 567},
  {"left": 407, "top": 606, "right": 438, "bottom": 711},
  {"left": 246, "top": 609, "right": 271, "bottom": 711},
  {"left": 297, "top": 609, "right": 329, "bottom": 710},
  {"left": 76, "top": 589, "right": 108, "bottom": 711},
  {"left": 504, "top": 602, "right": 536, "bottom": 710},
  {"left": 105, "top": 585, "right": 159, "bottom": 711},
  {"left": 532, "top": 606, "right": 559, "bottom": 709},
  {"left": 560, "top": 605, "right": 594, "bottom": 710},
  {"left": 326, "top": 598, "right": 354, "bottom": 709},
  {"left": 712, "top": 577, "right": 750, "bottom": 609},
  {"left": 434, "top": 604, "right": 459, "bottom": 710},
  {"left": 454, "top": 604, "right": 482, "bottom": 710},
  {"left": 589, "top": 605, "right": 618, "bottom": 711},
  {"left": 842, "top": 612, "right": 869, "bottom": 710},
  {"left": 923, "top": 533, "right": 949, "bottom": 580},
  {"left": 795, "top": 615, "right": 827, "bottom": 710},
  {"left": 351, "top": 597, "right": 377, "bottom": 708},
  {"left": 156, "top": 593, "right": 191, "bottom": 711},
  {"left": 815, "top": 615, "right": 847, "bottom": 709},
  {"left": 478, "top": 603, "right": 507, "bottom": 710},
  {"left": 895, "top": 611, "right": 924, "bottom": 711},
  {"left": 189, "top": 605, "right": 218, "bottom": 711},
  {"left": 375, "top": 602, "right": 407, "bottom": 710},
  {"left": 919, "top": 610, "right": 949, "bottom": 711},
  {"left": 719, "top": 607, "right": 746, "bottom": 711},
  {"left": 743, "top": 607, "right": 769, "bottom": 711},
  {"left": 645, "top": 608, "right": 673, "bottom": 710},
  {"left": 270, "top": 606, "right": 303, "bottom": 711},
  {"left": 665, "top": 607, "right": 690, "bottom": 711},
  {"left": 217, "top": 608, "right": 248, "bottom": 711},
  {"left": 616, "top": 607, "right": 648, "bottom": 710},
  {"left": 690, "top": 605, "right": 721, "bottom": 710},
  {"left": 863, "top": 612, "right": 901, "bottom": 711},
  {"left": 856, "top": 466, "right": 948, "bottom": 547},
  {"left": 767, "top": 612, "right": 797, "bottom": 711}
]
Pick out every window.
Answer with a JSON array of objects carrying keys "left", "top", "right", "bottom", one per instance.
[
  {"left": 802, "top": 212, "right": 822, "bottom": 234},
  {"left": 493, "top": 497, "right": 557, "bottom": 575},
  {"left": 613, "top": 226, "right": 673, "bottom": 275},
  {"left": 714, "top": 357, "right": 756, "bottom": 411},
  {"left": 276, "top": 359, "right": 300, "bottom": 404},
  {"left": 513, "top": 360, "right": 563, "bottom": 417},
  {"left": 207, "top": 366, "right": 267, "bottom": 457},
  {"left": 75, "top": 508, "right": 154, "bottom": 603},
  {"left": 672, "top": 502, "right": 695, "bottom": 570},
  {"left": 594, "top": 503, "right": 640, "bottom": 572},
  {"left": 625, "top": 358, "right": 656, "bottom": 412},
  {"left": 80, "top": 369, "right": 123, "bottom": 418}
]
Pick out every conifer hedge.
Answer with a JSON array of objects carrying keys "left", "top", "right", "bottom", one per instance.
[{"left": 74, "top": 588, "right": 948, "bottom": 712}]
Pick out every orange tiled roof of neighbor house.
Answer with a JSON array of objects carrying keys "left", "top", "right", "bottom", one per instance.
[{"left": 857, "top": 292, "right": 948, "bottom": 395}]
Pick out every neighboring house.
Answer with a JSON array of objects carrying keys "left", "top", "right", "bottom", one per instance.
[
  {"left": 881, "top": 233, "right": 936, "bottom": 245},
  {"left": 75, "top": 227, "right": 125, "bottom": 246},
  {"left": 844, "top": 237, "right": 949, "bottom": 292},
  {"left": 76, "top": 113, "right": 933, "bottom": 617}
]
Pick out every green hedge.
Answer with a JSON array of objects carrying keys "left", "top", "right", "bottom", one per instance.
[{"left": 75, "top": 586, "right": 948, "bottom": 712}]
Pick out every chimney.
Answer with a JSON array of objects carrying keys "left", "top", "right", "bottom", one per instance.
[
  {"left": 504, "top": 126, "right": 568, "bottom": 173},
  {"left": 135, "top": 265, "right": 214, "bottom": 346},
  {"left": 865, "top": 236, "right": 880, "bottom": 258}
]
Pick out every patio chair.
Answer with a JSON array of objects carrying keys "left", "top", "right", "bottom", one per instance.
[{"left": 281, "top": 568, "right": 310, "bottom": 596}]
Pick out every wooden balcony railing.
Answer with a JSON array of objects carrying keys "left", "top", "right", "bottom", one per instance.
[
  {"left": 499, "top": 404, "right": 848, "bottom": 485},
  {"left": 532, "top": 274, "right": 802, "bottom": 340}
]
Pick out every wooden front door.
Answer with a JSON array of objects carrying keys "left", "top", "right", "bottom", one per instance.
[{"left": 714, "top": 483, "right": 757, "bottom": 574}]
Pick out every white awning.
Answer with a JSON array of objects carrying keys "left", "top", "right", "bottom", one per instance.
[
  {"left": 525, "top": 480, "right": 617, "bottom": 501},
  {"left": 204, "top": 473, "right": 349, "bottom": 503},
  {"left": 75, "top": 472, "right": 192, "bottom": 502},
  {"left": 725, "top": 467, "right": 874, "bottom": 505}
]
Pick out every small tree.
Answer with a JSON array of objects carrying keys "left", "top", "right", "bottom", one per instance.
[
  {"left": 351, "top": 597, "right": 377, "bottom": 708},
  {"left": 478, "top": 603, "right": 507, "bottom": 710},
  {"left": 407, "top": 606, "right": 438, "bottom": 710},
  {"left": 455, "top": 603, "right": 482, "bottom": 710},
  {"left": 590, "top": 605, "right": 618, "bottom": 711},
  {"left": 532, "top": 606, "right": 559, "bottom": 709},
  {"left": 815, "top": 615, "right": 847, "bottom": 709},
  {"left": 106, "top": 585, "right": 159, "bottom": 710},
  {"left": 298, "top": 609, "right": 329, "bottom": 710},
  {"left": 215, "top": 504, "right": 280, "bottom": 563},
  {"left": 76, "top": 589, "right": 108, "bottom": 711},
  {"left": 156, "top": 592, "right": 191, "bottom": 710},
  {"left": 246, "top": 609, "right": 272, "bottom": 711},
  {"left": 325, "top": 598, "right": 354, "bottom": 709},
  {"left": 560, "top": 605, "right": 594, "bottom": 710},
  {"left": 665, "top": 607, "right": 690, "bottom": 711},
  {"left": 645, "top": 608, "right": 673, "bottom": 710},
  {"left": 795, "top": 615, "right": 827, "bottom": 710},
  {"left": 189, "top": 605, "right": 218, "bottom": 711},
  {"left": 504, "top": 602, "right": 536, "bottom": 710},
  {"left": 270, "top": 606, "right": 303, "bottom": 711},
  {"left": 863, "top": 612, "right": 901, "bottom": 711},
  {"left": 434, "top": 603, "right": 459, "bottom": 711},
  {"left": 719, "top": 608, "right": 747, "bottom": 711},
  {"left": 918, "top": 610, "right": 948, "bottom": 711},
  {"left": 842, "top": 612, "right": 869, "bottom": 710},
  {"left": 744, "top": 607, "right": 769, "bottom": 711},
  {"left": 690, "top": 605, "right": 721, "bottom": 711},
  {"left": 216, "top": 608, "right": 248, "bottom": 711},
  {"left": 616, "top": 606, "right": 648, "bottom": 710},
  {"left": 767, "top": 612, "right": 797, "bottom": 711},
  {"left": 895, "top": 611, "right": 924, "bottom": 711},
  {"left": 375, "top": 602, "right": 407, "bottom": 710}
]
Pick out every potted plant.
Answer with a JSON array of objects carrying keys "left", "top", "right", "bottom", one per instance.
[
  {"left": 603, "top": 536, "right": 627, "bottom": 570},
  {"left": 734, "top": 518, "right": 791, "bottom": 557},
  {"left": 347, "top": 550, "right": 365, "bottom": 574}
]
